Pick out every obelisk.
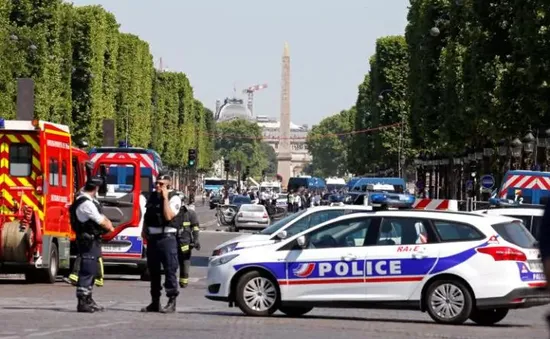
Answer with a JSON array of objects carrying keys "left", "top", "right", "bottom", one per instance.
[{"left": 277, "top": 42, "right": 292, "bottom": 188}]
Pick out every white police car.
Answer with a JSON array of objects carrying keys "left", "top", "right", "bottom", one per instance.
[
  {"left": 211, "top": 205, "right": 375, "bottom": 257},
  {"left": 473, "top": 203, "right": 544, "bottom": 239},
  {"left": 205, "top": 210, "right": 549, "bottom": 325}
]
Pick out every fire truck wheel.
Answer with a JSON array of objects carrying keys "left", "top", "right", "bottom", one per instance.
[
  {"left": 1, "top": 221, "right": 30, "bottom": 262},
  {"left": 43, "top": 242, "right": 59, "bottom": 284}
]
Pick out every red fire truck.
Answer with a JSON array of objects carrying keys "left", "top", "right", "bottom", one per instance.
[
  {"left": 0, "top": 118, "right": 144, "bottom": 283},
  {"left": 0, "top": 118, "right": 89, "bottom": 282}
]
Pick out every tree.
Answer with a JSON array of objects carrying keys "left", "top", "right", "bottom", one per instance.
[
  {"left": 261, "top": 142, "right": 277, "bottom": 175},
  {"left": 0, "top": 2, "right": 216, "bottom": 170},
  {"left": 306, "top": 109, "right": 353, "bottom": 177},
  {"left": 215, "top": 119, "right": 268, "bottom": 177}
]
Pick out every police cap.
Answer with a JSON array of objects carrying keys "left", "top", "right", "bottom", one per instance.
[{"left": 84, "top": 176, "right": 104, "bottom": 191}]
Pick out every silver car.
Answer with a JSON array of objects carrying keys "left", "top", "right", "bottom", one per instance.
[{"left": 235, "top": 204, "right": 270, "bottom": 231}]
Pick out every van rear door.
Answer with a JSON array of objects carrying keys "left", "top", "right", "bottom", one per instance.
[{"left": 92, "top": 158, "right": 141, "bottom": 241}]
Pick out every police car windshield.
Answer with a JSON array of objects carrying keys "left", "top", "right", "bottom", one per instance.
[
  {"left": 492, "top": 221, "right": 537, "bottom": 248},
  {"left": 260, "top": 209, "right": 307, "bottom": 235}
]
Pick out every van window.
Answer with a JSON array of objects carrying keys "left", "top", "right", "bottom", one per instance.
[
  {"left": 61, "top": 160, "right": 67, "bottom": 187},
  {"left": 9, "top": 144, "right": 32, "bottom": 177},
  {"left": 492, "top": 221, "right": 537, "bottom": 248},
  {"left": 49, "top": 158, "right": 59, "bottom": 186},
  {"left": 531, "top": 216, "right": 542, "bottom": 239}
]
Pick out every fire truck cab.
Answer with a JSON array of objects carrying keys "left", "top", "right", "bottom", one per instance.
[{"left": 0, "top": 119, "right": 89, "bottom": 283}]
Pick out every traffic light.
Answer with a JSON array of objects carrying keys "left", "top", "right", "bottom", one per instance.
[
  {"left": 188, "top": 148, "right": 197, "bottom": 167},
  {"left": 224, "top": 159, "right": 230, "bottom": 172}
]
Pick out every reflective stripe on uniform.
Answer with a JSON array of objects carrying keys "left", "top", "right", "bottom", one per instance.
[
  {"left": 179, "top": 278, "right": 188, "bottom": 284},
  {"left": 69, "top": 274, "right": 78, "bottom": 282},
  {"left": 180, "top": 245, "right": 190, "bottom": 252},
  {"left": 183, "top": 222, "right": 191, "bottom": 226},
  {"left": 192, "top": 226, "right": 199, "bottom": 231}
]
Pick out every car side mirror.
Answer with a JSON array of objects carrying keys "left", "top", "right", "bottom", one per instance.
[
  {"left": 276, "top": 230, "right": 287, "bottom": 240},
  {"left": 296, "top": 235, "right": 307, "bottom": 248}
]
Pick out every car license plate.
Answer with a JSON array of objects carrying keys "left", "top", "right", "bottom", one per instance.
[
  {"left": 102, "top": 246, "right": 124, "bottom": 253},
  {"left": 529, "top": 260, "right": 544, "bottom": 272}
]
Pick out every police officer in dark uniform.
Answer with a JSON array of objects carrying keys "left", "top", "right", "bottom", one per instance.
[
  {"left": 141, "top": 174, "right": 181, "bottom": 313},
  {"left": 69, "top": 176, "right": 114, "bottom": 313},
  {"left": 176, "top": 205, "right": 200, "bottom": 288}
]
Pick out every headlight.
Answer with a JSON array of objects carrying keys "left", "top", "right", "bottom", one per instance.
[
  {"left": 212, "top": 242, "right": 238, "bottom": 256},
  {"left": 210, "top": 254, "right": 239, "bottom": 267}
]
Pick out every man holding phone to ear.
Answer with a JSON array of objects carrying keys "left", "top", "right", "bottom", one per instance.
[{"left": 141, "top": 174, "right": 181, "bottom": 314}]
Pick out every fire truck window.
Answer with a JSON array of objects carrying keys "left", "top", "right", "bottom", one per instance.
[
  {"left": 49, "top": 158, "right": 59, "bottom": 186},
  {"left": 61, "top": 160, "right": 67, "bottom": 187},
  {"left": 9, "top": 144, "right": 32, "bottom": 177},
  {"left": 72, "top": 158, "right": 80, "bottom": 193}
]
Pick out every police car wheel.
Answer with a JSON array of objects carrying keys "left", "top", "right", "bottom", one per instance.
[
  {"left": 235, "top": 271, "right": 279, "bottom": 316},
  {"left": 279, "top": 306, "right": 313, "bottom": 317},
  {"left": 468, "top": 308, "right": 508, "bottom": 325},
  {"left": 425, "top": 280, "right": 473, "bottom": 325}
]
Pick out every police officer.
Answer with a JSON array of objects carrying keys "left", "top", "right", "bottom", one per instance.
[
  {"left": 141, "top": 174, "right": 181, "bottom": 313},
  {"left": 70, "top": 177, "right": 114, "bottom": 313},
  {"left": 176, "top": 205, "right": 200, "bottom": 288}
]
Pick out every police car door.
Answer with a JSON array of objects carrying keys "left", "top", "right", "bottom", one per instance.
[
  {"left": 279, "top": 216, "right": 379, "bottom": 301},
  {"left": 365, "top": 216, "right": 439, "bottom": 301}
]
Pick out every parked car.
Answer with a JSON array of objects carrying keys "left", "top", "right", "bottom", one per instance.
[{"left": 234, "top": 204, "right": 270, "bottom": 231}]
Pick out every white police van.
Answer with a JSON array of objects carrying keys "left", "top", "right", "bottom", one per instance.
[
  {"left": 205, "top": 208, "right": 549, "bottom": 325},
  {"left": 211, "top": 205, "right": 375, "bottom": 257}
]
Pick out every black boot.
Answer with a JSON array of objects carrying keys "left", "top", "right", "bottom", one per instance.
[
  {"left": 141, "top": 298, "right": 161, "bottom": 312},
  {"left": 77, "top": 296, "right": 95, "bottom": 313},
  {"left": 160, "top": 296, "right": 176, "bottom": 314},
  {"left": 87, "top": 295, "right": 105, "bottom": 312}
]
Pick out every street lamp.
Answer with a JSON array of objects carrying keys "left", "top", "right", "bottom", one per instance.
[
  {"left": 522, "top": 131, "right": 535, "bottom": 154},
  {"left": 522, "top": 131, "right": 535, "bottom": 170},
  {"left": 497, "top": 139, "right": 508, "bottom": 157},
  {"left": 378, "top": 89, "right": 405, "bottom": 178},
  {"left": 430, "top": 27, "right": 440, "bottom": 37},
  {"left": 510, "top": 138, "right": 522, "bottom": 157}
]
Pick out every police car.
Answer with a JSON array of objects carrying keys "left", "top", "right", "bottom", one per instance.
[
  {"left": 205, "top": 209, "right": 549, "bottom": 325},
  {"left": 211, "top": 205, "right": 376, "bottom": 257},
  {"left": 473, "top": 199, "right": 544, "bottom": 239}
]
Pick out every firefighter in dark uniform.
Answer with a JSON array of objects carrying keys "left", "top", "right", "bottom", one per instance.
[
  {"left": 177, "top": 205, "right": 200, "bottom": 287},
  {"left": 141, "top": 174, "right": 181, "bottom": 313},
  {"left": 69, "top": 176, "right": 114, "bottom": 313}
]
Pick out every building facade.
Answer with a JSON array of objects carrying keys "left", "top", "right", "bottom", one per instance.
[{"left": 215, "top": 98, "right": 311, "bottom": 176}]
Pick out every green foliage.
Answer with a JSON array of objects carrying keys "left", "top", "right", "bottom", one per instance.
[
  {"left": 260, "top": 142, "right": 278, "bottom": 175},
  {"left": 0, "top": 2, "right": 215, "bottom": 169},
  {"left": 306, "top": 109, "right": 353, "bottom": 177},
  {"left": 348, "top": 36, "right": 410, "bottom": 174},
  {"left": 347, "top": 0, "right": 550, "bottom": 174},
  {"left": 214, "top": 119, "right": 268, "bottom": 177}
]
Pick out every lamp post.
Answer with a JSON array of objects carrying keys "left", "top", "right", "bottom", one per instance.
[
  {"left": 510, "top": 138, "right": 523, "bottom": 170},
  {"left": 378, "top": 89, "right": 405, "bottom": 178},
  {"left": 522, "top": 131, "right": 535, "bottom": 170}
]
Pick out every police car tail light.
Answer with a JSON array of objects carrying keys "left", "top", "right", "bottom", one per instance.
[
  {"left": 476, "top": 246, "right": 527, "bottom": 262},
  {"left": 35, "top": 176, "right": 43, "bottom": 195},
  {"left": 263, "top": 212, "right": 268, "bottom": 218},
  {"left": 237, "top": 212, "right": 243, "bottom": 218}
]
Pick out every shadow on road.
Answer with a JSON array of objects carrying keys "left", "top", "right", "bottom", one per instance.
[{"left": 183, "top": 310, "right": 531, "bottom": 328}]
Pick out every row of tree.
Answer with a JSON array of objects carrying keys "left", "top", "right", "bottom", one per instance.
[
  {"left": 0, "top": 1, "right": 215, "bottom": 169},
  {"left": 306, "top": 0, "right": 550, "bottom": 176}
]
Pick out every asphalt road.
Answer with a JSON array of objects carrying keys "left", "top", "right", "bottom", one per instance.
[{"left": 0, "top": 206, "right": 549, "bottom": 338}]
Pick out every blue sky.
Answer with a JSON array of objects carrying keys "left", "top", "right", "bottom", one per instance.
[{"left": 71, "top": 0, "right": 410, "bottom": 126}]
